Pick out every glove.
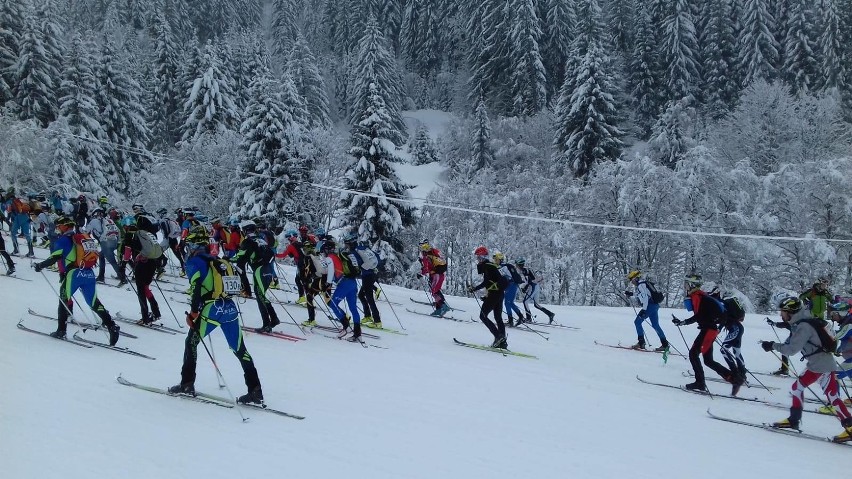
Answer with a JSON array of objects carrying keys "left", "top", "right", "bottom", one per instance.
[
  {"left": 765, "top": 318, "right": 773, "bottom": 326},
  {"left": 521, "top": 287, "right": 528, "bottom": 294},
  {"left": 637, "top": 309, "right": 648, "bottom": 319},
  {"left": 672, "top": 317, "right": 682, "bottom": 326},
  {"left": 185, "top": 311, "right": 199, "bottom": 329},
  {"left": 33, "top": 262, "right": 43, "bottom": 273},
  {"left": 467, "top": 286, "right": 476, "bottom": 294},
  {"left": 761, "top": 341, "right": 775, "bottom": 352},
  {"left": 624, "top": 291, "right": 633, "bottom": 297}
]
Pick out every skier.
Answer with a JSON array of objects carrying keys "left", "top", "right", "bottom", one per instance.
[
  {"left": 298, "top": 241, "right": 327, "bottom": 328},
  {"left": 6, "top": 194, "right": 34, "bottom": 257},
  {"left": 32, "top": 217, "right": 120, "bottom": 345},
  {"left": 0, "top": 228, "right": 15, "bottom": 275},
  {"left": 830, "top": 303, "right": 852, "bottom": 382},
  {"left": 672, "top": 274, "right": 742, "bottom": 392},
  {"left": 624, "top": 270, "right": 669, "bottom": 352},
  {"left": 221, "top": 220, "right": 243, "bottom": 259},
  {"left": 280, "top": 229, "right": 307, "bottom": 304},
  {"left": 468, "top": 246, "right": 508, "bottom": 349},
  {"left": 516, "top": 259, "right": 555, "bottom": 324},
  {"left": 494, "top": 252, "right": 523, "bottom": 327},
  {"left": 344, "top": 233, "right": 383, "bottom": 329},
  {"left": 762, "top": 296, "right": 852, "bottom": 442},
  {"left": 231, "top": 220, "right": 280, "bottom": 333},
  {"left": 419, "top": 240, "right": 449, "bottom": 316},
  {"left": 156, "top": 208, "right": 185, "bottom": 276},
  {"left": 323, "top": 238, "right": 362, "bottom": 341},
  {"left": 168, "top": 230, "right": 264, "bottom": 406},
  {"left": 73, "top": 194, "right": 89, "bottom": 229},
  {"left": 713, "top": 290, "right": 748, "bottom": 395},
  {"left": 32, "top": 206, "right": 55, "bottom": 249},
  {"left": 118, "top": 217, "right": 162, "bottom": 324},
  {"left": 85, "top": 208, "right": 121, "bottom": 283}
]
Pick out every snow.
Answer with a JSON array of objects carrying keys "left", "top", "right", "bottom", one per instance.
[
  {"left": 2, "top": 248, "right": 848, "bottom": 478},
  {"left": 391, "top": 160, "right": 445, "bottom": 206},
  {"left": 401, "top": 109, "right": 456, "bottom": 141}
]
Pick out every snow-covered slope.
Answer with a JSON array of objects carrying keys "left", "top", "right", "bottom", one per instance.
[{"left": 2, "top": 249, "right": 847, "bottom": 478}]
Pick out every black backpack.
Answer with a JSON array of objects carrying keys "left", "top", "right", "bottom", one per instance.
[
  {"left": 643, "top": 280, "right": 665, "bottom": 304},
  {"left": 723, "top": 297, "right": 745, "bottom": 322},
  {"left": 799, "top": 318, "right": 838, "bottom": 355}
]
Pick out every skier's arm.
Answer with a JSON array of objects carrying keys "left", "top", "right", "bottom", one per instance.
[
  {"left": 773, "top": 323, "right": 810, "bottom": 356},
  {"left": 636, "top": 283, "right": 651, "bottom": 310}
]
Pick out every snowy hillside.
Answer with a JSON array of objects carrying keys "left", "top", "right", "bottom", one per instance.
[{"left": 2, "top": 250, "right": 848, "bottom": 478}]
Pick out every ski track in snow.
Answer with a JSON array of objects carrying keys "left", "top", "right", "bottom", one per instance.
[{"left": 1, "top": 251, "right": 846, "bottom": 478}]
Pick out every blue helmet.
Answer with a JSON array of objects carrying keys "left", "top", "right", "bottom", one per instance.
[{"left": 120, "top": 215, "right": 137, "bottom": 227}]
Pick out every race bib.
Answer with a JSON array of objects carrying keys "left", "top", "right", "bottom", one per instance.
[
  {"left": 80, "top": 238, "right": 99, "bottom": 253},
  {"left": 222, "top": 275, "right": 241, "bottom": 294}
]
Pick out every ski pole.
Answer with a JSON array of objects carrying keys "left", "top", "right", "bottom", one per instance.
[
  {"left": 516, "top": 321, "right": 549, "bottom": 341},
  {"left": 376, "top": 280, "right": 405, "bottom": 330},
  {"left": 267, "top": 288, "right": 307, "bottom": 335},
  {"left": 187, "top": 312, "right": 248, "bottom": 422},
  {"left": 153, "top": 278, "right": 185, "bottom": 329},
  {"left": 644, "top": 318, "right": 681, "bottom": 356},
  {"left": 38, "top": 270, "right": 103, "bottom": 338},
  {"left": 207, "top": 335, "right": 225, "bottom": 388},
  {"left": 422, "top": 277, "right": 436, "bottom": 307},
  {"left": 713, "top": 336, "right": 773, "bottom": 394},
  {"left": 766, "top": 349, "right": 833, "bottom": 410}
]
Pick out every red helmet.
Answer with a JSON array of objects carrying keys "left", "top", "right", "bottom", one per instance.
[
  {"left": 299, "top": 224, "right": 309, "bottom": 234},
  {"left": 474, "top": 246, "right": 488, "bottom": 257}
]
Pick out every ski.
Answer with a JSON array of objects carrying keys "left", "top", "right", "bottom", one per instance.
[
  {"left": 310, "top": 323, "right": 380, "bottom": 340},
  {"left": 361, "top": 322, "right": 407, "bottom": 335},
  {"left": 308, "top": 328, "right": 387, "bottom": 349},
  {"left": 405, "top": 308, "right": 470, "bottom": 323},
  {"left": 114, "top": 312, "right": 181, "bottom": 335},
  {"left": 706, "top": 409, "right": 851, "bottom": 447},
  {"left": 453, "top": 338, "right": 538, "bottom": 359},
  {"left": 117, "top": 375, "right": 234, "bottom": 408},
  {"left": 525, "top": 321, "right": 580, "bottom": 331},
  {"left": 28, "top": 308, "right": 139, "bottom": 339},
  {"left": 1, "top": 273, "right": 32, "bottom": 282},
  {"left": 72, "top": 331, "right": 156, "bottom": 360},
  {"left": 409, "top": 297, "right": 465, "bottom": 312},
  {"left": 240, "top": 326, "right": 305, "bottom": 342},
  {"left": 507, "top": 323, "right": 549, "bottom": 335},
  {"left": 682, "top": 371, "right": 779, "bottom": 390},
  {"left": 17, "top": 320, "right": 93, "bottom": 348},
  {"left": 635, "top": 375, "right": 814, "bottom": 412},
  {"left": 595, "top": 341, "right": 684, "bottom": 357}
]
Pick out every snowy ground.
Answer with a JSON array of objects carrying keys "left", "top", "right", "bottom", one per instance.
[{"left": 2, "top": 248, "right": 848, "bottom": 478}]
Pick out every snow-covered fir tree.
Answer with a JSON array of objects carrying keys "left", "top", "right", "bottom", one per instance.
[
  {"left": 377, "top": 0, "right": 404, "bottom": 55},
  {"left": 552, "top": 36, "right": 623, "bottom": 179},
  {"left": 400, "top": 0, "right": 442, "bottom": 78},
  {"left": 179, "top": 40, "right": 239, "bottom": 144},
  {"left": 630, "top": 3, "right": 664, "bottom": 137},
  {"left": 48, "top": 116, "right": 83, "bottom": 194},
  {"left": 349, "top": 15, "right": 406, "bottom": 145},
  {"left": 150, "top": 10, "right": 181, "bottom": 148},
  {"left": 233, "top": 67, "right": 305, "bottom": 227},
  {"left": 271, "top": 0, "right": 299, "bottom": 58},
  {"left": 818, "top": 0, "right": 846, "bottom": 91},
  {"left": 509, "top": 0, "right": 547, "bottom": 117},
  {"left": 542, "top": 0, "right": 576, "bottom": 101},
  {"left": 471, "top": 96, "right": 494, "bottom": 169},
  {"left": 781, "top": 0, "right": 817, "bottom": 94},
  {"left": 699, "top": 0, "right": 740, "bottom": 117},
  {"left": 467, "top": 0, "right": 513, "bottom": 113},
  {"left": 339, "top": 82, "right": 416, "bottom": 278},
  {"left": 0, "top": 0, "right": 25, "bottom": 107},
  {"left": 97, "top": 35, "right": 151, "bottom": 195},
  {"left": 739, "top": 0, "right": 779, "bottom": 86},
  {"left": 57, "top": 32, "right": 112, "bottom": 195},
  {"left": 13, "top": 8, "right": 60, "bottom": 127},
  {"left": 410, "top": 126, "right": 439, "bottom": 165},
  {"left": 648, "top": 98, "right": 697, "bottom": 167},
  {"left": 286, "top": 32, "right": 331, "bottom": 129},
  {"left": 662, "top": 0, "right": 699, "bottom": 103}
]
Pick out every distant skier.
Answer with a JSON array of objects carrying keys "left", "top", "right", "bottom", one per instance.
[
  {"left": 468, "top": 246, "right": 508, "bottom": 349},
  {"left": 0, "top": 228, "right": 15, "bottom": 275},
  {"left": 672, "top": 274, "right": 741, "bottom": 392},
  {"left": 624, "top": 270, "right": 669, "bottom": 351},
  {"left": 762, "top": 295, "right": 852, "bottom": 443},
  {"left": 231, "top": 220, "right": 280, "bottom": 333},
  {"left": 344, "top": 233, "right": 383, "bottom": 329},
  {"left": 324, "top": 238, "right": 362, "bottom": 341},
  {"left": 516, "top": 259, "right": 555, "bottom": 324},
  {"left": 168, "top": 230, "right": 264, "bottom": 406},
  {"left": 419, "top": 240, "right": 448, "bottom": 316},
  {"left": 32, "top": 216, "right": 120, "bottom": 345},
  {"left": 494, "top": 252, "right": 523, "bottom": 327},
  {"left": 118, "top": 216, "right": 163, "bottom": 325}
]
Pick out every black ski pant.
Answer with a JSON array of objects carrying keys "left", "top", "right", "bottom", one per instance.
[
  {"left": 253, "top": 264, "right": 279, "bottom": 328},
  {"left": 0, "top": 233, "right": 13, "bottom": 270},
  {"left": 134, "top": 259, "right": 160, "bottom": 320},
  {"left": 358, "top": 275, "right": 381, "bottom": 322},
  {"left": 304, "top": 277, "right": 326, "bottom": 322},
  {"left": 479, "top": 292, "right": 506, "bottom": 340},
  {"left": 720, "top": 323, "right": 747, "bottom": 382},
  {"left": 689, "top": 328, "right": 732, "bottom": 386},
  {"left": 168, "top": 238, "right": 185, "bottom": 272}
]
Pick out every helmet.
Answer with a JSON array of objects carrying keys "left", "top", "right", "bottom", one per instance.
[
  {"left": 185, "top": 229, "right": 209, "bottom": 246},
  {"left": 627, "top": 270, "right": 642, "bottom": 281},
  {"left": 211, "top": 217, "right": 222, "bottom": 225},
  {"left": 185, "top": 210, "right": 196, "bottom": 217},
  {"left": 830, "top": 301, "right": 851, "bottom": 312},
  {"left": 492, "top": 251, "right": 505, "bottom": 263},
  {"left": 343, "top": 232, "right": 358, "bottom": 244},
  {"left": 78, "top": 194, "right": 86, "bottom": 201},
  {"left": 474, "top": 246, "right": 489, "bottom": 258},
  {"left": 239, "top": 220, "right": 256, "bottom": 232},
  {"left": 778, "top": 296, "right": 803, "bottom": 313},
  {"left": 303, "top": 241, "right": 316, "bottom": 254},
  {"left": 174, "top": 208, "right": 183, "bottom": 214},
  {"left": 120, "top": 215, "right": 137, "bottom": 227},
  {"left": 515, "top": 258, "right": 526, "bottom": 266},
  {"left": 132, "top": 203, "right": 144, "bottom": 213},
  {"left": 684, "top": 273, "right": 702, "bottom": 291},
  {"left": 285, "top": 229, "right": 298, "bottom": 238},
  {"left": 56, "top": 216, "right": 75, "bottom": 228},
  {"left": 315, "top": 227, "right": 326, "bottom": 237},
  {"left": 321, "top": 239, "right": 336, "bottom": 253},
  {"left": 98, "top": 195, "right": 108, "bottom": 204},
  {"left": 299, "top": 224, "right": 309, "bottom": 235},
  {"left": 419, "top": 240, "right": 431, "bottom": 251},
  {"left": 91, "top": 207, "right": 104, "bottom": 216},
  {"left": 156, "top": 208, "right": 167, "bottom": 217}
]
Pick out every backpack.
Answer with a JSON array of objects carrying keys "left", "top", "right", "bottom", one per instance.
[
  {"left": 800, "top": 318, "right": 838, "bottom": 355},
  {"left": 310, "top": 254, "right": 327, "bottom": 278},
  {"left": 11, "top": 197, "right": 31, "bottom": 214},
  {"left": 137, "top": 230, "right": 164, "bottom": 259},
  {"left": 103, "top": 218, "right": 120, "bottom": 240},
  {"left": 355, "top": 247, "right": 379, "bottom": 271},
  {"left": 507, "top": 264, "right": 524, "bottom": 285},
  {"left": 29, "top": 199, "right": 42, "bottom": 214},
  {"left": 723, "top": 297, "right": 745, "bottom": 322},
  {"left": 72, "top": 233, "right": 99, "bottom": 269},
  {"left": 643, "top": 280, "right": 665, "bottom": 304},
  {"left": 207, "top": 258, "right": 241, "bottom": 299},
  {"left": 341, "top": 252, "right": 361, "bottom": 278}
]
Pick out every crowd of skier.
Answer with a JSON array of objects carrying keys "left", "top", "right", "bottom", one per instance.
[{"left": 3, "top": 187, "right": 852, "bottom": 443}]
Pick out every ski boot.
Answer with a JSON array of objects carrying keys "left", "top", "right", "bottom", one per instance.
[
  {"left": 771, "top": 418, "right": 799, "bottom": 430},
  {"left": 256, "top": 324, "right": 273, "bottom": 334},
  {"left": 269, "top": 317, "right": 281, "bottom": 329},
  {"left": 438, "top": 303, "right": 450, "bottom": 315},
  {"left": 684, "top": 381, "right": 706, "bottom": 391},
  {"left": 337, "top": 316, "right": 352, "bottom": 339},
  {"left": 270, "top": 280, "right": 280, "bottom": 289},
  {"left": 507, "top": 317, "right": 515, "bottom": 328},
  {"left": 107, "top": 323, "right": 120, "bottom": 346},
  {"left": 155, "top": 268, "right": 166, "bottom": 280},
  {"left": 362, "top": 315, "right": 374, "bottom": 325},
  {"left": 168, "top": 383, "right": 196, "bottom": 396},
  {"left": 547, "top": 312, "right": 555, "bottom": 324},
  {"left": 729, "top": 374, "right": 745, "bottom": 397},
  {"left": 818, "top": 405, "right": 836, "bottom": 415},
  {"left": 295, "top": 295, "right": 307, "bottom": 305},
  {"left": 237, "top": 386, "right": 264, "bottom": 406},
  {"left": 833, "top": 418, "right": 852, "bottom": 443},
  {"left": 96, "top": 276, "right": 105, "bottom": 283},
  {"left": 301, "top": 319, "right": 317, "bottom": 327},
  {"left": 347, "top": 323, "right": 363, "bottom": 342},
  {"left": 654, "top": 340, "right": 670, "bottom": 352},
  {"left": 491, "top": 336, "right": 508, "bottom": 350},
  {"left": 771, "top": 367, "right": 790, "bottom": 377},
  {"left": 631, "top": 337, "right": 646, "bottom": 350},
  {"left": 6, "top": 265, "right": 15, "bottom": 276},
  {"left": 49, "top": 329, "right": 67, "bottom": 340}
]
